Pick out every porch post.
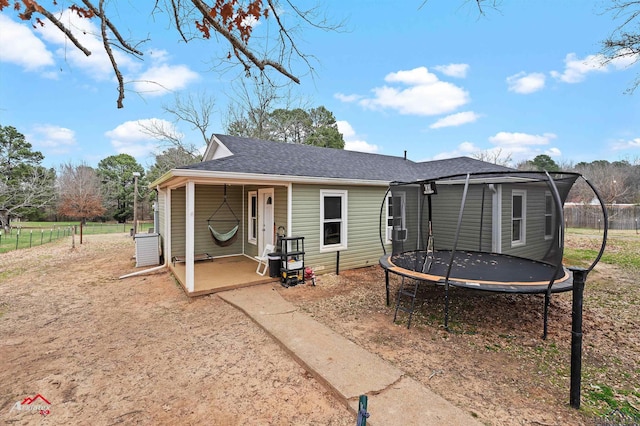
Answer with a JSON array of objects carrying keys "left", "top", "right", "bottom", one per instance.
[
  {"left": 165, "top": 188, "right": 172, "bottom": 264},
  {"left": 185, "top": 181, "right": 195, "bottom": 292}
]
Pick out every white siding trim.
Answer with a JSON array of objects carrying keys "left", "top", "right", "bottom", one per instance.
[
  {"left": 511, "top": 189, "right": 526, "bottom": 247},
  {"left": 491, "top": 184, "right": 502, "bottom": 253},
  {"left": 164, "top": 188, "right": 172, "bottom": 263},
  {"left": 185, "top": 181, "right": 195, "bottom": 292},
  {"left": 319, "top": 189, "right": 348, "bottom": 253}
]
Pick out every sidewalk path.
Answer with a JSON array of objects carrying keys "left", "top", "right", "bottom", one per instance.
[{"left": 218, "top": 284, "right": 481, "bottom": 426}]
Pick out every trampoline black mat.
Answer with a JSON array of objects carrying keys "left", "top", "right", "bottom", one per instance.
[{"left": 380, "top": 250, "right": 572, "bottom": 294}]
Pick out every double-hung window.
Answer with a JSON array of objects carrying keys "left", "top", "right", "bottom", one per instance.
[
  {"left": 248, "top": 191, "right": 257, "bottom": 244},
  {"left": 511, "top": 190, "right": 526, "bottom": 246},
  {"left": 544, "top": 192, "right": 553, "bottom": 239},
  {"left": 320, "top": 190, "right": 347, "bottom": 251}
]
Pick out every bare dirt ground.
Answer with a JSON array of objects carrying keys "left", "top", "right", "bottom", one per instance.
[
  {"left": 0, "top": 234, "right": 352, "bottom": 425},
  {"left": 1, "top": 232, "right": 638, "bottom": 425}
]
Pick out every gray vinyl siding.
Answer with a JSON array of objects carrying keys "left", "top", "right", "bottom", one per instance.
[
  {"left": 501, "top": 185, "right": 550, "bottom": 260},
  {"left": 158, "top": 190, "right": 166, "bottom": 257},
  {"left": 170, "top": 185, "right": 243, "bottom": 258},
  {"left": 431, "top": 184, "right": 493, "bottom": 252},
  {"left": 170, "top": 187, "right": 185, "bottom": 256},
  {"left": 195, "top": 184, "right": 243, "bottom": 256},
  {"left": 291, "top": 184, "right": 387, "bottom": 274},
  {"left": 274, "top": 186, "right": 288, "bottom": 246}
]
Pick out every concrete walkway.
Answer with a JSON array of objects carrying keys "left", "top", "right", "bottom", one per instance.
[{"left": 218, "top": 284, "right": 481, "bottom": 426}]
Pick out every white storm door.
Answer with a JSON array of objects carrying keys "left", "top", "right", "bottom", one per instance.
[{"left": 258, "top": 188, "right": 274, "bottom": 254}]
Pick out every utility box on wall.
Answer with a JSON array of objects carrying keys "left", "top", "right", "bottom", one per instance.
[{"left": 134, "top": 233, "right": 160, "bottom": 267}]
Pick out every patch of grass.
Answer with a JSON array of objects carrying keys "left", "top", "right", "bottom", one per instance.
[{"left": 584, "top": 383, "right": 640, "bottom": 420}]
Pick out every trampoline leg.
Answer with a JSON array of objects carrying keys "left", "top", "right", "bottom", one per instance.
[
  {"left": 543, "top": 292, "right": 551, "bottom": 340},
  {"left": 385, "top": 270, "right": 390, "bottom": 307},
  {"left": 444, "top": 283, "right": 450, "bottom": 332}
]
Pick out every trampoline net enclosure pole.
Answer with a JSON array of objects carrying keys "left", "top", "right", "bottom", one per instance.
[{"left": 444, "top": 173, "right": 471, "bottom": 331}]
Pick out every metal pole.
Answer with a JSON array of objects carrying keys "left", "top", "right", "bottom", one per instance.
[
  {"left": 133, "top": 172, "right": 140, "bottom": 236},
  {"left": 357, "top": 395, "right": 369, "bottom": 426},
  {"left": 569, "top": 267, "right": 588, "bottom": 409}
]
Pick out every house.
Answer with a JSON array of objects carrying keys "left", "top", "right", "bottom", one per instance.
[{"left": 150, "top": 134, "right": 513, "bottom": 296}]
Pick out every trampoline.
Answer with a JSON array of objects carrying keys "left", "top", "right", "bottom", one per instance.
[{"left": 378, "top": 170, "right": 607, "bottom": 337}]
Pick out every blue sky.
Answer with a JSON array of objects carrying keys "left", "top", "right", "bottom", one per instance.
[{"left": 1, "top": 1, "right": 639, "bottom": 170}]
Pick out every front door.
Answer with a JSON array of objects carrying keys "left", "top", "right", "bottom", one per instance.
[{"left": 258, "top": 188, "right": 274, "bottom": 255}]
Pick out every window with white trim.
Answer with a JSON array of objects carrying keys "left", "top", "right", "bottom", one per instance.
[
  {"left": 248, "top": 191, "right": 257, "bottom": 244},
  {"left": 511, "top": 190, "right": 526, "bottom": 246},
  {"left": 386, "top": 192, "right": 406, "bottom": 243},
  {"left": 320, "top": 190, "right": 347, "bottom": 251},
  {"left": 544, "top": 192, "right": 553, "bottom": 239}
]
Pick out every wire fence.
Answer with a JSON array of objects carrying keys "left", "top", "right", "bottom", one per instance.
[{"left": 0, "top": 222, "right": 154, "bottom": 254}]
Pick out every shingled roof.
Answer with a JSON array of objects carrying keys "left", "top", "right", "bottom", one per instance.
[{"left": 180, "top": 134, "right": 512, "bottom": 183}]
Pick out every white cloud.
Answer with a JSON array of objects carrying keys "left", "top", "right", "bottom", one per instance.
[
  {"left": 487, "top": 131, "right": 561, "bottom": 163},
  {"left": 28, "top": 125, "right": 77, "bottom": 154},
  {"left": 131, "top": 63, "right": 200, "bottom": 96},
  {"left": 506, "top": 72, "right": 546, "bottom": 94},
  {"left": 431, "top": 141, "right": 479, "bottom": 160},
  {"left": 611, "top": 137, "right": 640, "bottom": 151},
  {"left": 433, "top": 63, "right": 469, "bottom": 78},
  {"left": 34, "top": 10, "right": 139, "bottom": 81},
  {"left": 550, "top": 52, "right": 638, "bottom": 84},
  {"left": 105, "top": 119, "right": 178, "bottom": 159},
  {"left": 336, "top": 120, "right": 379, "bottom": 153},
  {"left": 359, "top": 67, "right": 470, "bottom": 116},
  {"left": 334, "top": 93, "right": 362, "bottom": 103},
  {"left": 2, "top": 12, "right": 199, "bottom": 96},
  {"left": 489, "top": 131, "right": 557, "bottom": 146},
  {"left": 430, "top": 111, "right": 480, "bottom": 129},
  {"left": 0, "top": 15, "right": 54, "bottom": 70}
]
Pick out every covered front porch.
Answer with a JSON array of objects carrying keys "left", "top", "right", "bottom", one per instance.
[
  {"left": 169, "top": 255, "right": 278, "bottom": 296},
  {"left": 157, "top": 174, "right": 291, "bottom": 296}
]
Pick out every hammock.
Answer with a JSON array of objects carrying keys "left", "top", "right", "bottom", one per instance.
[
  {"left": 207, "top": 185, "right": 240, "bottom": 247},
  {"left": 208, "top": 223, "right": 239, "bottom": 247}
]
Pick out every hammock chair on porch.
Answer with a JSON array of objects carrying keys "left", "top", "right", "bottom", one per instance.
[{"left": 207, "top": 185, "right": 240, "bottom": 247}]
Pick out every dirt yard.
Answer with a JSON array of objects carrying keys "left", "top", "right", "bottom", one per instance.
[{"left": 1, "top": 232, "right": 638, "bottom": 425}]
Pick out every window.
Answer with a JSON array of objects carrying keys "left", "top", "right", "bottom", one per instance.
[
  {"left": 386, "top": 192, "right": 406, "bottom": 243},
  {"left": 544, "top": 192, "right": 553, "bottom": 239},
  {"left": 511, "top": 190, "right": 526, "bottom": 246},
  {"left": 320, "top": 190, "right": 347, "bottom": 251},
  {"left": 248, "top": 191, "right": 257, "bottom": 244}
]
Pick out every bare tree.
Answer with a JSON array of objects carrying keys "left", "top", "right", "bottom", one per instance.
[
  {"left": 472, "top": 148, "right": 513, "bottom": 166},
  {"left": 224, "top": 75, "right": 298, "bottom": 140},
  {"left": 57, "top": 162, "right": 106, "bottom": 222},
  {"left": 138, "top": 91, "right": 215, "bottom": 155},
  {"left": 572, "top": 160, "right": 634, "bottom": 204},
  {"left": 1, "top": 1, "right": 342, "bottom": 108},
  {"left": 0, "top": 166, "right": 56, "bottom": 231},
  {"left": 602, "top": 0, "right": 640, "bottom": 92}
]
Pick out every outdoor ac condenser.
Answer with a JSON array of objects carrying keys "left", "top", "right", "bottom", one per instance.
[{"left": 134, "top": 233, "right": 160, "bottom": 267}]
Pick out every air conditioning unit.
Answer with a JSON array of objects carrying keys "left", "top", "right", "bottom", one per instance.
[{"left": 394, "top": 228, "right": 407, "bottom": 241}]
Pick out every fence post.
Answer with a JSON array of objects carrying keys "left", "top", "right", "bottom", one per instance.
[
  {"left": 49, "top": 229, "right": 52, "bottom": 242},
  {"left": 41, "top": 230, "right": 44, "bottom": 245},
  {"left": 30, "top": 230, "right": 33, "bottom": 248},
  {"left": 15, "top": 232, "right": 19, "bottom": 250}
]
